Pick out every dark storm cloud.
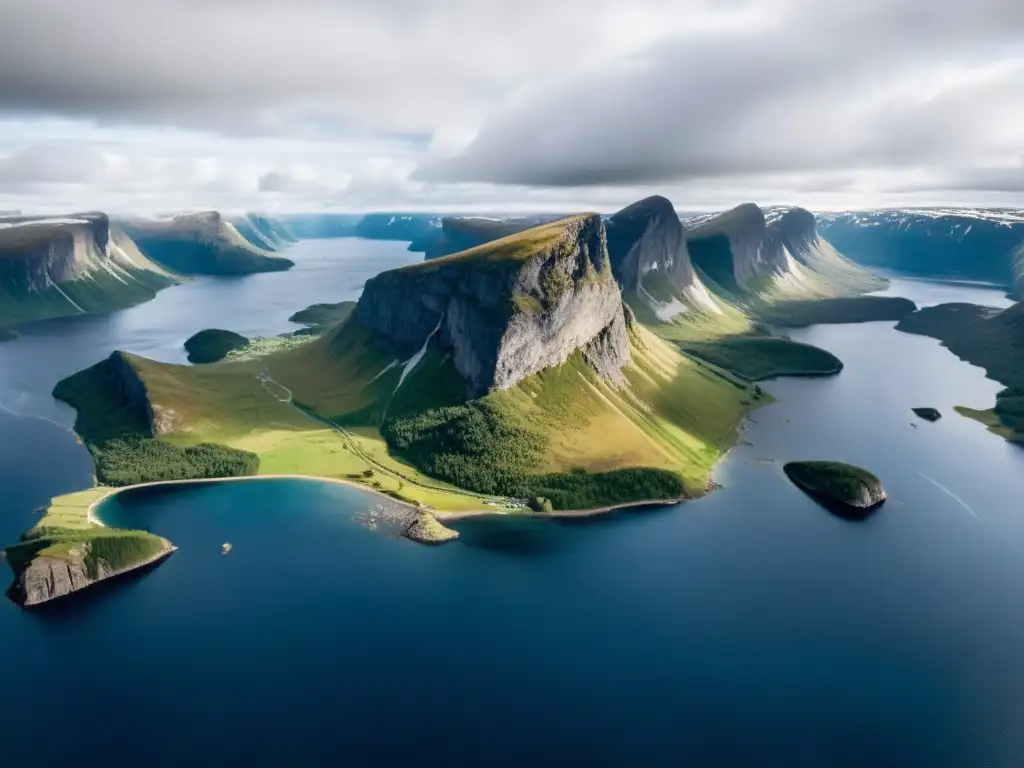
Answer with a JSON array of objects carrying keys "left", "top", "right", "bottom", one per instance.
[{"left": 416, "top": 0, "right": 1024, "bottom": 187}]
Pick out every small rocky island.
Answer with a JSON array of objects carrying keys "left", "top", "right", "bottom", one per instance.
[
  {"left": 783, "top": 460, "right": 886, "bottom": 519},
  {"left": 184, "top": 328, "right": 249, "bottom": 364},
  {"left": 912, "top": 407, "right": 942, "bottom": 422}
]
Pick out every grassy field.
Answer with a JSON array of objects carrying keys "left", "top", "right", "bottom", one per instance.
[
  {"left": 680, "top": 337, "right": 842, "bottom": 381},
  {"left": 397, "top": 216, "right": 579, "bottom": 270},
  {"left": 0, "top": 263, "right": 177, "bottom": 326},
  {"left": 45, "top": 307, "right": 767, "bottom": 512}
]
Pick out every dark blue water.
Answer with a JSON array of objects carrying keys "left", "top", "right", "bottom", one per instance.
[{"left": 2, "top": 258, "right": 1023, "bottom": 766}]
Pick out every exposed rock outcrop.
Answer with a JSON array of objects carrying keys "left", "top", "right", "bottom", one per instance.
[
  {"left": 356, "top": 214, "right": 630, "bottom": 396},
  {"left": 606, "top": 195, "right": 693, "bottom": 293},
  {"left": 405, "top": 513, "right": 460, "bottom": 544},
  {"left": 912, "top": 407, "right": 942, "bottom": 422},
  {"left": 0, "top": 213, "right": 178, "bottom": 324},
  {"left": 15, "top": 538, "right": 176, "bottom": 607},
  {"left": 684, "top": 204, "right": 885, "bottom": 299}
]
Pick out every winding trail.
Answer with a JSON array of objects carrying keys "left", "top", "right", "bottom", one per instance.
[{"left": 256, "top": 371, "right": 512, "bottom": 508}]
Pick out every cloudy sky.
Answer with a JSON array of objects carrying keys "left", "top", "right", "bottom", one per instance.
[{"left": 0, "top": 0, "right": 1020, "bottom": 214}]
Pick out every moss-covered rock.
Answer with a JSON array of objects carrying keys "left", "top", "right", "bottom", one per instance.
[
  {"left": 783, "top": 460, "right": 886, "bottom": 519},
  {"left": 184, "top": 328, "right": 249, "bottom": 364}
]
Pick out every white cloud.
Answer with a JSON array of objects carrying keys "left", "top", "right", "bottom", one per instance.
[{"left": 0, "top": 0, "right": 1020, "bottom": 213}]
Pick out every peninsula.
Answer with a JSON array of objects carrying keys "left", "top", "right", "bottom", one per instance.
[{"left": 5, "top": 199, "right": 892, "bottom": 604}]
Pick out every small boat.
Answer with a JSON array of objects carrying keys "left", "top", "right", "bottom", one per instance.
[{"left": 221, "top": 542, "right": 233, "bottom": 555}]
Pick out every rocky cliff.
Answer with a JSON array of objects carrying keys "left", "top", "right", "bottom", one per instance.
[
  {"left": 0, "top": 213, "right": 179, "bottom": 325},
  {"left": 356, "top": 214, "right": 630, "bottom": 396},
  {"left": 232, "top": 213, "right": 297, "bottom": 251},
  {"left": 14, "top": 536, "right": 176, "bottom": 607},
  {"left": 684, "top": 204, "right": 884, "bottom": 300},
  {"left": 606, "top": 195, "right": 693, "bottom": 293},
  {"left": 122, "top": 211, "right": 294, "bottom": 275},
  {"left": 52, "top": 350, "right": 158, "bottom": 439}
]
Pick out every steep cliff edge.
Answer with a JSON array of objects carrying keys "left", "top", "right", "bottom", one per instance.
[
  {"left": 411, "top": 215, "right": 562, "bottom": 260},
  {"left": 9, "top": 534, "right": 176, "bottom": 607},
  {"left": 122, "top": 211, "right": 294, "bottom": 275},
  {"left": 231, "top": 213, "right": 297, "bottom": 251},
  {"left": 684, "top": 204, "right": 884, "bottom": 301},
  {"left": 356, "top": 214, "right": 629, "bottom": 396},
  {"left": 0, "top": 213, "right": 179, "bottom": 325}
]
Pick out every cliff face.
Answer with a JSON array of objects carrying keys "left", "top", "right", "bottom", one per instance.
[
  {"left": 15, "top": 538, "right": 176, "bottom": 607},
  {"left": 122, "top": 211, "right": 294, "bottom": 275},
  {"left": 606, "top": 195, "right": 693, "bottom": 293},
  {"left": 0, "top": 214, "right": 178, "bottom": 325},
  {"left": 356, "top": 214, "right": 629, "bottom": 396},
  {"left": 683, "top": 203, "right": 884, "bottom": 299}
]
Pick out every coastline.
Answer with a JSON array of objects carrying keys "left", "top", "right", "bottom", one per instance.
[{"left": 85, "top": 473, "right": 692, "bottom": 525}]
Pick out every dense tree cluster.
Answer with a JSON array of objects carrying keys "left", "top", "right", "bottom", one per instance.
[
  {"left": 93, "top": 437, "right": 259, "bottom": 486},
  {"left": 383, "top": 402, "right": 685, "bottom": 509}
]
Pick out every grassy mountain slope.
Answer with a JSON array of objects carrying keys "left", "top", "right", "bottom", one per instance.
[
  {"left": 122, "top": 212, "right": 294, "bottom": 275},
  {"left": 0, "top": 220, "right": 179, "bottom": 326}
]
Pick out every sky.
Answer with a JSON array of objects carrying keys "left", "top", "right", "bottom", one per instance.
[{"left": 0, "top": 0, "right": 1021, "bottom": 215}]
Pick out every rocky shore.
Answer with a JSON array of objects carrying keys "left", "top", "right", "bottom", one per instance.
[{"left": 15, "top": 538, "right": 177, "bottom": 607}]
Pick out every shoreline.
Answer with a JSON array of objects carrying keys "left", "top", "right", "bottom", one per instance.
[{"left": 84, "top": 474, "right": 696, "bottom": 527}]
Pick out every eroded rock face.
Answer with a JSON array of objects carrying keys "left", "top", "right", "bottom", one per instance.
[
  {"left": 356, "top": 214, "right": 630, "bottom": 396},
  {"left": 605, "top": 195, "right": 694, "bottom": 293},
  {"left": 0, "top": 213, "right": 112, "bottom": 292},
  {"left": 15, "top": 538, "right": 175, "bottom": 607},
  {"left": 19, "top": 554, "right": 95, "bottom": 606}
]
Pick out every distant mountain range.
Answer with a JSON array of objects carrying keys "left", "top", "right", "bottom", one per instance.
[
  {"left": 818, "top": 208, "right": 1024, "bottom": 297},
  {"left": 0, "top": 210, "right": 296, "bottom": 327},
  {"left": 0, "top": 213, "right": 178, "bottom": 327}
]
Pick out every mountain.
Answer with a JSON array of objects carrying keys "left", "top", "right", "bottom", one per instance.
[
  {"left": 121, "top": 212, "right": 294, "bottom": 275},
  {"left": 818, "top": 209, "right": 1024, "bottom": 297},
  {"left": 358, "top": 214, "right": 629, "bottom": 397},
  {"left": 603, "top": 199, "right": 886, "bottom": 338},
  {"left": 48, "top": 214, "right": 770, "bottom": 519},
  {"left": 231, "top": 213, "right": 297, "bottom": 252},
  {"left": 0, "top": 213, "right": 179, "bottom": 326},
  {"left": 281, "top": 213, "right": 441, "bottom": 242},
  {"left": 685, "top": 204, "right": 886, "bottom": 301},
  {"left": 409, "top": 215, "right": 565, "bottom": 260}
]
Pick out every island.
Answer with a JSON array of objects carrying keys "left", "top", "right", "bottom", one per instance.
[
  {"left": 184, "top": 328, "right": 250, "bottom": 364},
  {"left": 912, "top": 407, "right": 942, "bottom": 422},
  {"left": 783, "top": 461, "right": 887, "bottom": 519},
  {"left": 288, "top": 301, "right": 356, "bottom": 330},
  {"left": 5, "top": 199, "right": 893, "bottom": 605}
]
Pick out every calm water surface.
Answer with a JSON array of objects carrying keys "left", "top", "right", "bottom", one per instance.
[{"left": 1, "top": 254, "right": 1022, "bottom": 766}]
